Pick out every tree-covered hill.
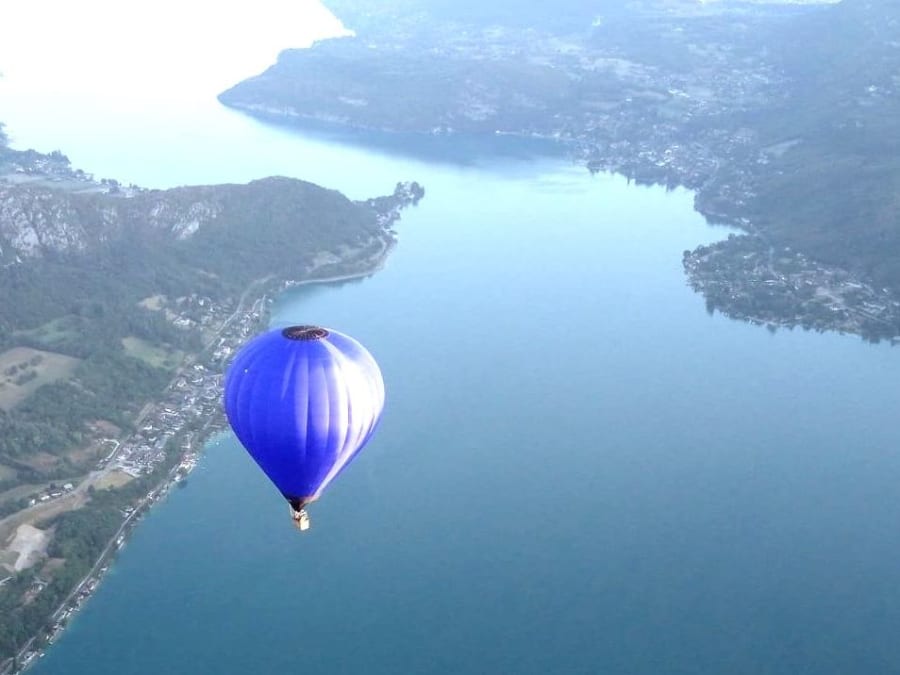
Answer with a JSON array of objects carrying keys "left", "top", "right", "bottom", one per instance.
[{"left": 0, "top": 176, "right": 392, "bottom": 341}]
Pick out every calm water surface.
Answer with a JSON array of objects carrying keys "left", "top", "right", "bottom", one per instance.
[{"left": 5, "top": 35, "right": 900, "bottom": 675}]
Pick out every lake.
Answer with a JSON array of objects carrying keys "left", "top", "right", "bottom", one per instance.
[{"left": 5, "top": 11, "right": 900, "bottom": 674}]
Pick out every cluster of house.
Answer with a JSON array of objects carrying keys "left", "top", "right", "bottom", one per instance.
[
  {"left": 105, "top": 364, "right": 220, "bottom": 478},
  {"left": 27, "top": 483, "right": 75, "bottom": 507}
]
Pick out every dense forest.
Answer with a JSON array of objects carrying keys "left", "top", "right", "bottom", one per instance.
[{"left": 0, "top": 352, "right": 171, "bottom": 460}]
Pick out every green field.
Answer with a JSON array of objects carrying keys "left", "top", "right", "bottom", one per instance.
[
  {"left": 94, "top": 470, "right": 134, "bottom": 490},
  {"left": 0, "top": 347, "right": 81, "bottom": 412},
  {"left": 121, "top": 337, "right": 184, "bottom": 370},
  {"left": 14, "top": 316, "right": 79, "bottom": 347}
]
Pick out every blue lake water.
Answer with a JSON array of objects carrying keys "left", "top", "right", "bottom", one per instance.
[{"left": 5, "top": 45, "right": 900, "bottom": 675}]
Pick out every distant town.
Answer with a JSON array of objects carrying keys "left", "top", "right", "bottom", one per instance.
[
  {"left": 220, "top": 0, "right": 900, "bottom": 342},
  {"left": 684, "top": 235, "right": 900, "bottom": 342}
]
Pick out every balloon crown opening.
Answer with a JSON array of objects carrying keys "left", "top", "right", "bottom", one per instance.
[{"left": 282, "top": 325, "right": 329, "bottom": 341}]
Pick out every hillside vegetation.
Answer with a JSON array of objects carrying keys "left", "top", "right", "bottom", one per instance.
[{"left": 0, "top": 154, "right": 408, "bottom": 491}]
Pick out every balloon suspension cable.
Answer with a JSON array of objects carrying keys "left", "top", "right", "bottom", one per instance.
[{"left": 289, "top": 498, "right": 311, "bottom": 532}]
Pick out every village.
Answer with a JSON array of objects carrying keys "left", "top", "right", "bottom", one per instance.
[{"left": 0, "top": 281, "right": 273, "bottom": 675}]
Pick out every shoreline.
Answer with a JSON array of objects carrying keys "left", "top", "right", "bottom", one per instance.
[
  {"left": 1, "top": 230, "right": 400, "bottom": 674},
  {"left": 228, "top": 108, "right": 900, "bottom": 343},
  {"left": 288, "top": 236, "right": 395, "bottom": 288}
]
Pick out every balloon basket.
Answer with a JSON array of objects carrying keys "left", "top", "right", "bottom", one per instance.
[{"left": 291, "top": 506, "right": 311, "bottom": 532}]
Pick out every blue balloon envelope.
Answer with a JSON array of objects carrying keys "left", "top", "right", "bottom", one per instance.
[{"left": 223, "top": 325, "right": 384, "bottom": 520}]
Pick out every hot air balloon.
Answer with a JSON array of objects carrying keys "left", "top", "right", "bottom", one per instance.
[{"left": 223, "top": 325, "right": 385, "bottom": 530}]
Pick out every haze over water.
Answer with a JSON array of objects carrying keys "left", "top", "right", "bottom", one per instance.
[{"left": 5, "top": 4, "right": 900, "bottom": 673}]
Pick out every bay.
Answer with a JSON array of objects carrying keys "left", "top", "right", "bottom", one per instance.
[{"left": 3, "top": 12, "right": 900, "bottom": 674}]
